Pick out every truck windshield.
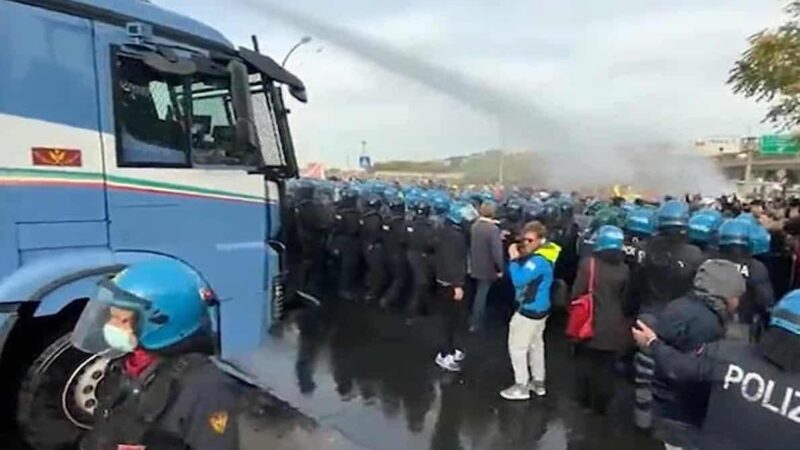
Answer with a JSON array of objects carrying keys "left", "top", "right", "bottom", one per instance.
[{"left": 114, "top": 54, "right": 264, "bottom": 168}]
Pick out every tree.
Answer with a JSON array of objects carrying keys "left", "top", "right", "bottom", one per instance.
[{"left": 729, "top": 2, "right": 800, "bottom": 130}]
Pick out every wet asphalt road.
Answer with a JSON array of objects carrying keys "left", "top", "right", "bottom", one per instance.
[
  {"left": 230, "top": 297, "right": 662, "bottom": 450},
  {"left": 7, "top": 294, "right": 663, "bottom": 450}
]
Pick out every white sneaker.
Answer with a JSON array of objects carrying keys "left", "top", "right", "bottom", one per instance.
[
  {"left": 435, "top": 353, "right": 462, "bottom": 372},
  {"left": 453, "top": 349, "right": 466, "bottom": 362},
  {"left": 530, "top": 381, "right": 546, "bottom": 397},
  {"left": 500, "top": 384, "right": 531, "bottom": 400}
]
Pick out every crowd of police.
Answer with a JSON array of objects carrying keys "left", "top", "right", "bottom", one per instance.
[
  {"left": 286, "top": 178, "right": 800, "bottom": 450},
  {"left": 59, "top": 176, "right": 800, "bottom": 450}
]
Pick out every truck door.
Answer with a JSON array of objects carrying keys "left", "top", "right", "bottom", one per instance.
[
  {"left": 0, "top": 1, "right": 108, "bottom": 272},
  {"left": 93, "top": 24, "right": 273, "bottom": 355}
]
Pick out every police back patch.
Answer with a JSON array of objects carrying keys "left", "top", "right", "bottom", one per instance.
[{"left": 208, "top": 411, "right": 229, "bottom": 434}]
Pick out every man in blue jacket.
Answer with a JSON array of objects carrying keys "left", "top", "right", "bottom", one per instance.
[{"left": 500, "top": 221, "right": 561, "bottom": 400}]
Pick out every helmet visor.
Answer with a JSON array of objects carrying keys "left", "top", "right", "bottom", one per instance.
[{"left": 71, "top": 279, "right": 151, "bottom": 353}]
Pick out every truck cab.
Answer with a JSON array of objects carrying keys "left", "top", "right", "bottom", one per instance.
[{"left": 0, "top": 0, "right": 302, "bottom": 447}]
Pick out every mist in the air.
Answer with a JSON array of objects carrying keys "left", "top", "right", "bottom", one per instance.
[{"left": 239, "top": 0, "right": 733, "bottom": 195}]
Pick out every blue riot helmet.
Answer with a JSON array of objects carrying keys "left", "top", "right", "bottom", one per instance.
[
  {"left": 431, "top": 192, "right": 450, "bottom": 214},
  {"left": 72, "top": 259, "right": 216, "bottom": 353},
  {"left": 625, "top": 207, "right": 656, "bottom": 237},
  {"left": 446, "top": 201, "right": 478, "bottom": 225},
  {"left": 593, "top": 225, "right": 625, "bottom": 253},
  {"left": 363, "top": 192, "right": 383, "bottom": 211},
  {"left": 558, "top": 197, "right": 575, "bottom": 220},
  {"left": 718, "top": 219, "right": 752, "bottom": 249},
  {"left": 385, "top": 191, "right": 406, "bottom": 214},
  {"left": 586, "top": 200, "right": 611, "bottom": 216},
  {"left": 294, "top": 179, "right": 315, "bottom": 202},
  {"left": 750, "top": 224, "right": 771, "bottom": 256},
  {"left": 414, "top": 198, "right": 432, "bottom": 217},
  {"left": 737, "top": 212, "right": 759, "bottom": 228},
  {"left": 505, "top": 198, "right": 524, "bottom": 221},
  {"left": 688, "top": 210, "right": 723, "bottom": 245},
  {"left": 657, "top": 200, "right": 690, "bottom": 229},
  {"left": 382, "top": 186, "right": 400, "bottom": 201},
  {"left": 523, "top": 201, "right": 545, "bottom": 222},
  {"left": 338, "top": 186, "right": 359, "bottom": 208},
  {"left": 541, "top": 200, "right": 561, "bottom": 226},
  {"left": 590, "top": 205, "right": 626, "bottom": 230},
  {"left": 770, "top": 290, "right": 800, "bottom": 336}
]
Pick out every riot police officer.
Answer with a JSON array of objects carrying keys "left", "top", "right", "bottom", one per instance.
[
  {"left": 713, "top": 219, "right": 775, "bottom": 341},
  {"left": 688, "top": 209, "right": 724, "bottom": 254},
  {"left": 636, "top": 200, "right": 706, "bottom": 314},
  {"left": 633, "top": 289, "right": 800, "bottom": 450},
  {"left": 361, "top": 192, "right": 387, "bottom": 303},
  {"left": 406, "top": 197, "right": 436, "bottom": 317},
  {"left": 381, "top": 191, "right": 409, "bottom": 309},
  {"left": 632, "top": 199, "right": 705, "bottom": 431},
  {"left": 71, "top": 260, "right": 240, "bottom": 450},
  {"left": 296, "top": 182, "right": 335, "bottom": 296},
  {"left": 623, "top": 206, "right": 655, "bottom": 270},
  {"left": 332, "top": 186, "right": 362, "bottom": 301}
]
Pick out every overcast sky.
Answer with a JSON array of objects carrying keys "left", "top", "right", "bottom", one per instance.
[{"left": 160, "top": 0, "right": 784, "bottom": 168}]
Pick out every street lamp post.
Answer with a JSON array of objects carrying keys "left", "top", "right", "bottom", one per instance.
[{"left": 282, "top": 36, "right": 312, "bottom": 67}]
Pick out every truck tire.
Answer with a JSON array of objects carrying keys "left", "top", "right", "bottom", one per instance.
[{"left": 17, "top": 332, "right": 109, "bottom": 450}]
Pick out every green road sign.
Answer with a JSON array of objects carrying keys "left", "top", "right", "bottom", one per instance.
[{"left": 760, "top": 135, "right": 800, "bottom": 155}]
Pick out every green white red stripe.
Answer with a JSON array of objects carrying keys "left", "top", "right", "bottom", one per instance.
[{"left": 0, "top": 167, "right": 267, "bottom": 203}]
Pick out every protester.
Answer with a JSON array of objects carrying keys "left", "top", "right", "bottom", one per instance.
[
  {"left": 650, "top": 259, "right": 746, "bottom": 449},
  {"left": 469, "top": 200, "right": 505, "bottom": 332},
  {"left": 500, "top": 221, "right": 561, "bottom": 400},
  {"left": 571, "top": 225, "right": 631, "bottom": 415}
]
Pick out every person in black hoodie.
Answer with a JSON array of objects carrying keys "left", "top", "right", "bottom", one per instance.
[
  {"left": 651, "top": 259, "right": 746, "bottom": 449},
  {"left": 433, "top": 201, "right": 474, "bottom": 372},
  {"left": 571, "top": 225, "right": 631, "bottom": 415}
]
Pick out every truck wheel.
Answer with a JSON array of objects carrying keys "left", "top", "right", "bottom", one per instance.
[{"left": 17, "top": 332, "right": 110, "bottom": 450}]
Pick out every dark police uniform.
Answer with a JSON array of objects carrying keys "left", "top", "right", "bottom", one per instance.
[
  {"left": 636, "top": 235, "right": 706, "bottom": 315},
  {"left": 332, "top": 201, "right": 362, "bottom": 300},
  {"left": 406, "top": 214, "right": 436, "bottom": 315},
  {"left": 381, "top": 212, "right": 410, "bottom": 308},
  {"left": 81, "top": 354, "right": 239, "bottom": 450},
  {"left": 361, "top": 209, "right": 387, "bottom": 302},
  {"left": 296, "top": 195, "right": 334, "bottom": 295},
  {"left": 651, "top": 339, "right": 800, "bottom": 450}
]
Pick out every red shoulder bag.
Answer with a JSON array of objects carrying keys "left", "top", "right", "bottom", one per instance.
[{"left": 566, "top": 257, "right": 595, "bottom": 341}]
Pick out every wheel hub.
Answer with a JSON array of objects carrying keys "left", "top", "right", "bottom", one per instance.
[{"left": 62, "top": 354, "right": 111, "bottom": 429}]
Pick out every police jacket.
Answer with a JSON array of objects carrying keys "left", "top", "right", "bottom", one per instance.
[
  {"left": 636, "top": 234, "right": 706, "bottom": 314},
  {"left": 508, "top": 242, "right": 561, "bottom": 320},
  {"left": 81, "top": 353, "right": 239, "bottom": 450},
  {"left": 333, "top": 206, "right": 361, "bottom": 238},
  {"left": 434, "top": 223, "right": 468, "bottom": 287},
  {"left": 650, "top": 339, "right": 800, "bottom": 450},
  {"left": 712, "top": 248, "right": 775, "bottom": 324},
  {"left": 652, "top": 292, "right": 728, "bottom": 427},
  {"left": 407, "top": 216, "right": 436, "bottom": 254},
  {"left": 360, "top": 211, "right": 384, "bottom": 245},
  {"left": 383, "top": 214, "right": 408, "bottom": 253}
]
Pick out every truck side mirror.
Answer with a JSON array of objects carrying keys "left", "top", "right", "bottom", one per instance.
[{"left": 228, "top": 60, "right": 261, "bottom": 157}]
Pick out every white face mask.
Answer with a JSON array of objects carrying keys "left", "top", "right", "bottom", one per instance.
[{"left": 102, "top": 324, "right": 137, "bottom": 353}]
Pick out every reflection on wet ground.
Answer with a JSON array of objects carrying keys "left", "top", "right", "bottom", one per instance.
[{"left": 231, "top": 300, "right": 662, "bottom": 450}]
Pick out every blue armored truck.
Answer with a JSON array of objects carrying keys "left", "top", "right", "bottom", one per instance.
[{"left": 0, "top": 0, "right": 304, "bottom": 447}]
